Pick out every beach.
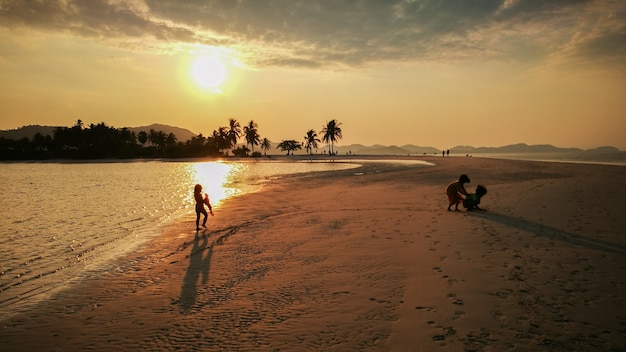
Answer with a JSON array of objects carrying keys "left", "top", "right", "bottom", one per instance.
[{"left": 1, "top": 156, "right": 625, "bottom": 351}]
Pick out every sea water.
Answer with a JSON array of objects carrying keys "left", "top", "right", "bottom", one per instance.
[{"left": 0, "top": 159, "right": 362, "bottom": 317}]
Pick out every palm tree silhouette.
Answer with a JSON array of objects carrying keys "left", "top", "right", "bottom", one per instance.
[
  {"left": 148, "top": 129, "right": 167, "bottom": 150},
  {"left": 321, "top": 119, "right": 342, "bottom": 155},
  {"left": 260, "top": 138, "right": 272, "bottom": 155},
  {"left": 212, "top": 127, "right": 230, "bottom": 154},
  {"left": 304, "top": 129, "right": 320, "bottom": 155},
  {"left": 166, "top": 133, "right": 177, "bottom": 148},
  {"left": 243, "top": 120, "right": 260, "bottom": 153},
  {"left": 227, "top": 118, "right": 241, "bottom": 150}
]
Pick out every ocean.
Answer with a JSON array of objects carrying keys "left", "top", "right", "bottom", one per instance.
[{"left": 0, "top": 159, "right": 365, "bottom": 318}]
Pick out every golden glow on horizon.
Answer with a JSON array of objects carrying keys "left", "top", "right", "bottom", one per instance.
[{"left": 192, "top": 55, "right": 227, "bottom": 92}]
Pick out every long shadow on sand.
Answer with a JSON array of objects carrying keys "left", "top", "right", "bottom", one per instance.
[
  {"left": 473, "top": 212, "right": 626, "bottom": 257},
  {"left": 180, "top": 233, "right": 213, "bottom": 313},
  {"left": 178, "top": 225, "right": 241, "bottom": 313}
]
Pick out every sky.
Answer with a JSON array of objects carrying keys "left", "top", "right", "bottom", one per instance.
[{"left": 0, "top": 0, "right": 625, "bottom": 150}]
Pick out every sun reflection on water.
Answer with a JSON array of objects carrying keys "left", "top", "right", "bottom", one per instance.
[{"left": 190, "top": 161, "right": 240, "bottom": 206}]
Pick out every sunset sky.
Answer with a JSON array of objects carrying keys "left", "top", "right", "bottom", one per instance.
[{"left": 1, "top": 0, "right": 624, "bottom": 150}]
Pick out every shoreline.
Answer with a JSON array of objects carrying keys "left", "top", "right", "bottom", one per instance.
[
  {"left": 2, "top": 151, "right": 625, "bottom": 167},
  {"left": 2, "top": 157, "right": 625, "bottom": 351}
]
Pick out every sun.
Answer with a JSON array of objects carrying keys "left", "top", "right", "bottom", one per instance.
[{"left": 192, "top": 55, "right": 227, "bottom": 90}]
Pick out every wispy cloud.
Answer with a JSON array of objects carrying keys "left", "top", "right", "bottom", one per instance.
[{"left": 1, "top": 0, "right": 624, "bottom": 69}]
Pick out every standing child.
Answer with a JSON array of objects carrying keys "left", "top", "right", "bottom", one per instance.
[
  {"left": 194, "top": 184, "right": 214, "bottom": 231},
  {"left": 463, "top": 185, "right": 487, "bottom": 211},
  {"left": 446, "top": 174, "right": 470, "bottom": 211}
]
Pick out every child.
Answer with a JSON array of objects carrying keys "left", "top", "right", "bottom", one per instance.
[
  {"left": 463, "top": 185, "right": 487, "bottom": 211},
  {"left": 194, "top": 184, "right": 214, "bottom": 231},
  {"left": 446, "top": 174, "right": 470, "bottom": 211}
]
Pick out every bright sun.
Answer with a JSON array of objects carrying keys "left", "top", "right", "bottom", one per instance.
[{"left": 192, "top": 55, "right": 227, "bottom": 90}]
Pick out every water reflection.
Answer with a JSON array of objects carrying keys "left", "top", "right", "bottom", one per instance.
[
  {"left": 190, "top": 161, "right": 239, "bottom": 206},
  {"left": 0, "top": 160, "right": 360, "bottom": 318}
]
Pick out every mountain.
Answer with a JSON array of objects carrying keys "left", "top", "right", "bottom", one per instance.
[
  {"left": 400, "top": 144, "right": 441, "bottom": 155},
  {"left": 451, "top": 143, "right": 584, "bottom": 154},
  {"left": 336, "top": 143, "right": 622, "bottom": 155},
  {"left": 584, "top": 146, "right": 621, "bottom": 154},
  {"left": 0, "top": 124, "right": 197, "bottom": 142},
  {"left": 336, "top": 144, "right": 412, "bottom": 155},
  {"left": 128, "top": 124, "right": 197, "bottom": 142},
  {"left": 0, "top": 125, "right": 56, "bottom": 140}
]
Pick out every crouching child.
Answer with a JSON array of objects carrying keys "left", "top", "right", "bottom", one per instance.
[{"left": 463, "top": 185, "right": 487, "bottom": 211}]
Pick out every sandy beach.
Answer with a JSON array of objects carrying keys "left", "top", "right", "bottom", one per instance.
[{"left": 1, "top": 156, "right": 625, "bottom": 351}]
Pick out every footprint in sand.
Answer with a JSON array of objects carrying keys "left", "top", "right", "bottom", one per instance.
[
  {"left": 369, "top": 297, "right": 391, "bottom": 304},
  {"left": 432, "top": 326, "right": 458, "bottom": 342},
  {"left": 446, "top": 293, "right": 464, "bottom": 306},
  {"left": 493, "top": 310, "right": 506, "bottom": 321}
]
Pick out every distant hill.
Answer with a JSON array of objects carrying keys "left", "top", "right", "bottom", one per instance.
[
  {"left": 451, "top": 143, "right": 585, "bottom": 154},
  {"left": 400, "top": 144, "right": 441, "bottom": 155},
  {"left": 128, "top": 124, "right": 197, "bottom": 142},
  {"left": 0, "top": 125, "right": 56, "bottom": 140},
  {"left": 335, "top": 144, "right": 439, "bottom": 155},
  {"left": 584, "top": 146, "right": 621, "bottom": 154},
  {"left": 0, "top": 123, "right": 197, "bottom": 142},
  {"left": 336, "top": 142, "right": 622, "bottom": 155}
]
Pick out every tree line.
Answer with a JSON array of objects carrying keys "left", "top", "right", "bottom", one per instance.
[{"left": 0, "top": 118, "right": 343, "bottom": 160}]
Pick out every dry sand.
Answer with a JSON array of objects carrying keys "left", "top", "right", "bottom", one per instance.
[{"left": 1, "top": 157, "right": 625, "bottom": 351}]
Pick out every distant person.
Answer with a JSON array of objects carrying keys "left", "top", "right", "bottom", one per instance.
[
  {"left": 194, "top": 184, "right": 214, "bottom": 231},
  {"left": 446, "top": 149, "right": 450, "bottom": 156},
  {"left": 446, "top": 174, "right": 470, "bottom": 211},
  {"left": 442, "top": 150, "right": 445, "bottom": 157},
  {"left": 463, "top": 185, "right": 488, "bottom": 211}
]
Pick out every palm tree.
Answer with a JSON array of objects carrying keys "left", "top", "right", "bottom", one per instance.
[
  {"left": 304, "top": 129, "right": 320, "bottom": 155},
  {"left": 148, "top": 129, "right": 159, "bottom": 147},
  {"left": 243, "top": 120, "right": 260, "bottom": 153},
  {"left": 166, "top": 133, "right": 177, "bottom": 148},
  {"left": 32, "top": 132, "right": 47, "bottom": 152},
  {"left": 260, "top": 138, "right": 272, "bottom": 156},
  {"left": 321, "top": 119, "right": 342, "bottom": 155},
  {"left": 155, "top": 130, "right": 167, "bottom": 150},
  {"left": 227, "top": 118, "right": 241, "bottom": 149},
  {"left": 120, "top": 128, "right": 137, "bottom": 146},
  {"left": 212, "top": 127, "right": 231, "bottom": 154}
]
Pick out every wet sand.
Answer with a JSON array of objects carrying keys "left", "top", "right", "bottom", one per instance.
[{"left": 1, "top": 156, "right": 625, "bottom": 351}]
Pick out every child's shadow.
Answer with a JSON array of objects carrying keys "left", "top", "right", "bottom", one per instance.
[
  {"left": 475, "top": 212, "right": 626, "bottom": 257},
  {"left": 179, "top": 232, "right": 213, "bottom": 313}
]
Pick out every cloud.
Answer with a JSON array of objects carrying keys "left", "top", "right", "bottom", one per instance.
[{"left": 1, "top": 0, "right": 624, "bottom": 69}]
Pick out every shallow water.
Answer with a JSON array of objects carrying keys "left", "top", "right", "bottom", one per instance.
[{"left": 0, "top": 159, "right": 364, "bottom": 317}]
